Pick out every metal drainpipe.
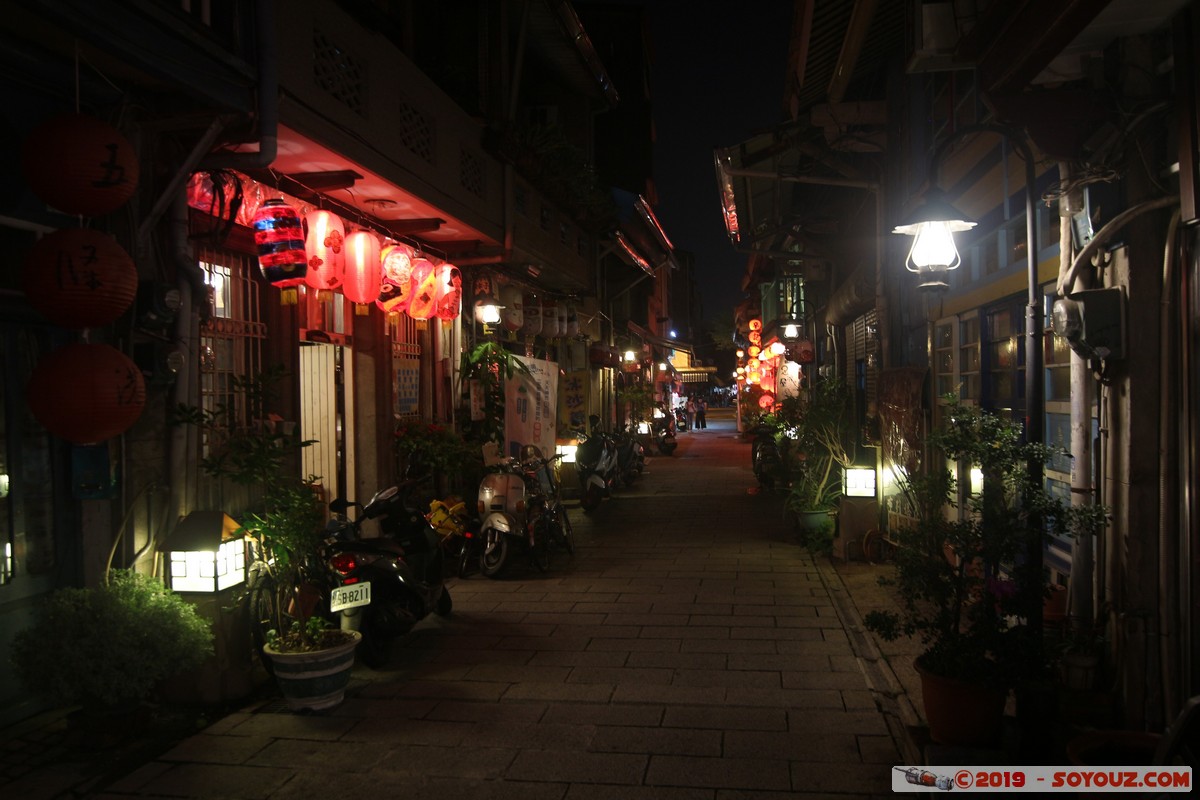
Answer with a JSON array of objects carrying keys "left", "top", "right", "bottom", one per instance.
[
  {"left": 168, "top": 192, "right": 201, "bottom": 526},
  {"left": 199, "top": 0, "right": 278, "bottom": 172},
  {"left": 1061, "top": 164, "right": 1094, "bottom": 628},
  {"left": 1158, "top": 209, "right": 1182, "bottom": 720}
]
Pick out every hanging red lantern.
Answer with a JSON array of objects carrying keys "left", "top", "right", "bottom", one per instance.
[
  {"left": 303, "top": 210, "right": 345, "bottom": 301},
  {"left": 377, "top": 243, "right": 415, "bottom": 314},
  {"left": 22, "top": 228, "right": 137, "bottom": 329},
  {"left": 758, "top": 392, "right": 775, "bottom": 410},
  {"left": 21, "top": 113, "right": 140, "bottom": 217},
  {"left": 252, "top": 199, "right": 307, "bottom": 304},
  {"left": 26, "top": 342, "right": 146, "bottom": 444},
  {"left": 342, "top": 230, "right": 381, "bottom": 314},
  {"left": 407, "top": 258, "right": 438, "bottom": 320},
  {"left": 434, "top": 263, "right": 461, "bottom": 320},
  {"left": 500, "top": 284, "right": 524, "bottom": 331}
]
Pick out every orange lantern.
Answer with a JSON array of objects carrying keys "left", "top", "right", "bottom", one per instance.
[
  {"left": 749, "top": 319, "right": 762, "bottom": 331},
  {"left": 377, "top": 243, "right": 415, "bottom": 314},
  {"left": 407, "top": 258, "right": 438, "bottom": 320},
  {"left": 252, "top": 199, "right": 307, "bottom": 304},
  {"left": 22, "top": 113, "right": 139, "bottom": 216},
  {"left": 303, "top": 210, "right": 345, "bottom": 301},
  {"left": 342, "top": 231, "right": 381, "bottom": 314},
  {"left": 522, "top": 293, "right": 542, "bottom": 335},
  {"left": 22, "top": 228, "right": 137, "bottom": 329},
  {"left": 26, "top": 342, "right": 146, "bottom": 444},
  {"left": 749, "top": 330, "right": 761, "bottom": 346},
  {"left": 758, "top": 393, "right": 775, "bottom": 410},
  {"left": 434, "top": 263, "right": 461, "bottom": 320},
  {"left": 747, "top": 345, "right": 761, "bottom": 358}
]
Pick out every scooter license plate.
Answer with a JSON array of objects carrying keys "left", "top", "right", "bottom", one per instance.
[{"left": 330, "top": 582, "right": 371, "bottom": 612}]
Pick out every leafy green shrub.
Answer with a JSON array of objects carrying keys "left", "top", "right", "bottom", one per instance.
[{"left": 11, "top": 570, "right": 214, "bottom": 708}]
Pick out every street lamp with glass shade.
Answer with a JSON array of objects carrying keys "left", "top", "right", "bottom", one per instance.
[{"left": 892, "top": 189, "right": 977, "bottom": 292}]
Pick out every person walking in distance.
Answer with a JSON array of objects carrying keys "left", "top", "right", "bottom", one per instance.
[
  {"left": 685, "top": 396, "right": 696, "bottom": 432},
  {"left": 696, "top": 397, "right": 707, "bottom": 429}
]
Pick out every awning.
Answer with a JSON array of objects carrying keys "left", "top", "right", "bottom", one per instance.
[{"left": 627, "top": 319, "right": 693, "bottom": 356}]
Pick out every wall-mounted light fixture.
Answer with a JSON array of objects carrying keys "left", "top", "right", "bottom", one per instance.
[{"left": 844, "top": 467, "right": 877, "bottom": 498}]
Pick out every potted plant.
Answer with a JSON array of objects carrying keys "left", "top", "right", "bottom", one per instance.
[
  {"left": 10, "top": 569, "right": 213, "bottom": 732},
  {"left": 863, "top": 396, "right": 1105, "bottom": 746},
  {"left": 173, "top": 367, "right": 360, "bottom": 711},
  {"left": 779, "top": 379, "right": 855, "bottom": 540}
]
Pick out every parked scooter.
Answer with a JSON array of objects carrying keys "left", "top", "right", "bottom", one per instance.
[
  {"left": 476, "top": 443, "right": 557, "bottom": 577},
  {"left": 323, "top": 481, "right": 452, "bottom": 668},
  {"left": 751, "top": 422, "right": 782, "bottom": 488},
  {"left": 652, "top": 406, "right": 678, "bottom": 455},
  {"left": 615, "top": 425, "right": 646, "bottom": 487},
  {"left": 575, "top": 416, "right": 620, "bottom": 512}
]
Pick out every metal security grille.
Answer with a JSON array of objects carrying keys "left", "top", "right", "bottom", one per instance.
[
  {"left": 397, "top": 98, "right": 435, "bottom": 164},
  {"left": 197, "top": 249, "right": 266, "bottom": 510},
  {"left": 390, "top": 314, "right": 422, "bottom": 422},
  {"left": 313, "top": 30, "right": 366, "bottom": 117},
  {"left": 460, "top": 146, "right": 485, "bottom": 199}
]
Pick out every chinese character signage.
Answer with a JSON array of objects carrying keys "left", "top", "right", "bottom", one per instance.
[
  {"left": 560, "top": 369, "right": 588, "bottom": 431},
  {"left": 505, "top": 356, "right": 557, "bottom": 460}
]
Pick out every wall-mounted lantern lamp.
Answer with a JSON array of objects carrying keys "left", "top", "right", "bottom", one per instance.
[
  {"left": 624, "top": 349, "right": 637, "bottom": 362},
  {"left": 891, "top": 189, "right": 977, "bottom": 291},
  {"left": 843, "top": 467, "right": 877, "bottom": 498},
  {"left": 159, "top": 511, "right": 246, "bottom": 593}
]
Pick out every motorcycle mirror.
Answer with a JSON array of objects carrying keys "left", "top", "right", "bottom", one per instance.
[{"left": 329, "top": 498, "right": 352, "bottom": 514}]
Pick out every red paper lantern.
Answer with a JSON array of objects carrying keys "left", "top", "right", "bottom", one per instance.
[
  {"left": 27, "top": 342, "right": 146, "bottom": 444},
  {"left": 407, "top": 258, "right": 437, "bottom": 320},
  {"left": 21, "top": 113, "right": 140, "bottom": 217},
  {"left": 342, "top": 230, "right": 381, "bottom": 314},
  {"left": 303, "top": 210, "right": 345, "bottom": 301},
  {"left": 252, "top": 199, "right": 307, "bottom": 304},
  {"left": 377, "top": 243, "right": 414, "bottom": 314},
  {"left": 22, "top": 229, "right": 137, "bottom": 329},
  {"left": 434, "top": 264, "right": 461, "bottom": 320}
]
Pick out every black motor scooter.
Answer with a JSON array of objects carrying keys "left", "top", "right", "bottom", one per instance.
[
  {"left": 751, "top": 422, "right": 782, "bottom": 488},
  {"left": 324, "top": 481, "right": 452, "bottom": 668}
]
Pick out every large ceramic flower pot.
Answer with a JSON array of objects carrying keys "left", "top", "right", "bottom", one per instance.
[
  {"left": 794, "top": 510, "right": 833, "bottom": 532},
  {"left": 263, "top": 631, "right": 361, "bottom": 712},
  {"left": 915, "top": 655, "right": 1007, "bottom": 746}
]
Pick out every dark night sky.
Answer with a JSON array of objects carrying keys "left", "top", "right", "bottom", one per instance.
[{"left": 642, "top": 1, "right": 795, "bottom": 324}]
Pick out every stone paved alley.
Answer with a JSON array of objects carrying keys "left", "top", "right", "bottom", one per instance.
[{"left": 8, "top": 410, "right": 926, "bottom": 799}]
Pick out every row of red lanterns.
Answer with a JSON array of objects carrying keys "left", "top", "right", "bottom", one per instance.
[
  {"left": 251, "top": 201, "right": 462, "bottom": 320},
  {"left": 19, "top": 113, "right": 147, "bottom": 446}
]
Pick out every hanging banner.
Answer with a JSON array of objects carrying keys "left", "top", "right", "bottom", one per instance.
[
  {"left": 505, "top": 356, "right": 557, "bottom": 460},
  {"left": 559, "top": 369, "right": 589, "bottom": 432}
]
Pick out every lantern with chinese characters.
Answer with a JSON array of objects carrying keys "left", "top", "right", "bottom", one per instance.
[
  {"left": 407, "top": 258, "right": 438, "bottom": 320},
  {"left": 522, "top": 293, "right": 542, "bottom": 335},
  {"left": 252, "top": 199, "right": 307, "bottom": 304},
  {"left": 500, "top": 284, "right": 524, "bottom": 331},
  {"left": 22, "top": 228, "right": 137, "bottom": 329},
  {"left": 377, "top": 243, "right": 415, "bottom": 314},
  {"left": 342, "top": 230, "right": 381, "bottom": 314},
  {"left": 26, "top": 342, "right": 146, "bottom": 444},
  {"left": 542, "top": 298, "right": 560, "bottom": 337},
  {"left": 565, "top": 303, "right": 580, "bottom": 337},
  {"left": 303, "top": 210, "right": 345, "bottom": 301},
  {"left": 22, "top": 113, "right": 140, "bottom": 217},
  {"left": 434, "top": 263, "right": 461, "bottom": 320}
]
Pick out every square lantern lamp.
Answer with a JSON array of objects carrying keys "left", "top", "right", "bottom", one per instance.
[
  {"left": 843, "top": 466, "right": 877, "bottom": 498},
  {"left": 160, "top": 511, "right": 247, "bottom": 593}
]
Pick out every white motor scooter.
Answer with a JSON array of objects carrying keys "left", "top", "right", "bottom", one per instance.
[{"left": 476, "top": 443, "right": 549, "bottom": 577}]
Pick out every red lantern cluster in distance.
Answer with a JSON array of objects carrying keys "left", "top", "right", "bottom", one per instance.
[
  {"left": 22, "top": 228, "right": 137, "bottom": 328},
  {"left": 26, "top": 342, "right": 146, "bottom": 445},
  {"left": 21, "top": 113, "right": 140, "bottom": 217}
]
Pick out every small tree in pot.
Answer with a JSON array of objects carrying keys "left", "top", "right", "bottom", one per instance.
[{"left": 779, "top": 379, "right": 855, "bottom": 549}]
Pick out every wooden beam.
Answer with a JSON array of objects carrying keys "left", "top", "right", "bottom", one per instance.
[{"left": 827, "top": 0, "right": 878, "bottom": 105}]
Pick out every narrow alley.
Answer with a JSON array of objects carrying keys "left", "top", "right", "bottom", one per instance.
[{"left": 68, "top": 411, "right": 913, "bottom": 799}]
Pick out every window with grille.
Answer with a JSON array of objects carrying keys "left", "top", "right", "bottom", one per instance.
[{"left": 197, "top": 249, "right": 266, "bottom": 509}]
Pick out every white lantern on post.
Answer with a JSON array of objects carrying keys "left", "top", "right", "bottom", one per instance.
[{"left": 159, "top": 511, "right": 247, "bottom": 593}]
